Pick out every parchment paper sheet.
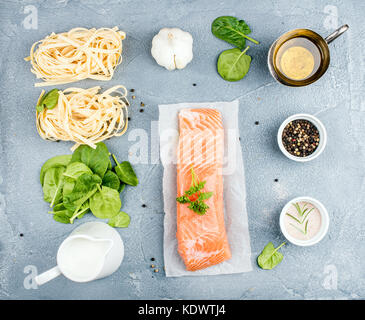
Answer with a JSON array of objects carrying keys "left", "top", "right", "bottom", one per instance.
[{"left": 159, "top": 100, "right": 252, "bottom": 277}]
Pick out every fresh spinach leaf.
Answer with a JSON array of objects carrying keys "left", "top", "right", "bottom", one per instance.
[
  {"left": 89, "top": 186, "right": 121, "bottom": 219},
  {"left": 102, "top": 170, "right": 120, "bottom": 191},
  {"left": 50, "top": 202, "right": 89, "bottom": 224},
  {"left": 112, "top": 154, "right": 138, "bottom": 186},
  {"left": 63, "top": 173, "right": 101, "bottom": 212},
  {"left": 36, "top": 89, "right": 59, "bottom": 112},
  {"left": 257, "top": 242, "right": 286, "bottom": 270},
  {"left": 217, "top": 47, "right": 251, "bottom": 81},
  {"left": 211, "top": 16, "right": 259, "bottom": 49},
  {"left": 71, "top": 142, "right": 110, "bottom": 178},
  {"left": 62, "top": 176, "right": 76, "bottom": 197},
  {"left": 52, "top": 202, "right": 68, "bottom": 212},
  {"left": 42, "top": 167, "right": 65, "bottom": 206},
  {"left": 64, "top": 188, "right": 94, "bottom": 215},
  {"left": 118, "top": 182, "right": 126, "bottom": 193},
  {"left": 49, "top": 203, "right": 73, "bottom": 224},
  {"left": 40, "top": 155, "right": 71, "bottom": 185},
  {"left": 75, "top": 201, "right": 90, "bottom": 219},
  {"left": 69, "top": 200, "right": 91, "bottom": 223},
  {"left": 108, "top": 211, "right": 130, "bottom": 228},
  {"left": 63, "top": 161, "right": 92, "bottom": 179},
  {"left": 53, "top": 211, "right": 73, "bottom": 224}
]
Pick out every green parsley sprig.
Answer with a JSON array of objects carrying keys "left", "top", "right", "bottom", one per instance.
[{"left": 176, "top": 167, "right": 213, "bottom": 215}]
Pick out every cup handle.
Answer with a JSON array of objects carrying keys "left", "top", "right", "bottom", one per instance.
[
  {"left": 324, "top": 24, "right": 349, "bottom": 44},
  {"left": 35, "top": 266, "right": 62, "bottom": 286}
]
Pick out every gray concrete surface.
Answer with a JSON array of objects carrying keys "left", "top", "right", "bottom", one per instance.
[{"left": 0, "top": 0, "right": 364, "bottom": 299}]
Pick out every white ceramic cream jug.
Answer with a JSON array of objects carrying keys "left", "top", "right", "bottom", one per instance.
[{"left": 35, "top": 222, "right": 124, "bottom": 285}]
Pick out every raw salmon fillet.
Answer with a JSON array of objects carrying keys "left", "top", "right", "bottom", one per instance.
[{"left": 176, "top": 108, "right": 231, "bottom": 271}]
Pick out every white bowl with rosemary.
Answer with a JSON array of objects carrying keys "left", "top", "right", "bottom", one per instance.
[
  {"left": 279, "top": 196, "right": 329, "bottom": 246},
  {"left": 277, "top": 113, "right": 327, "bottom": 162}
]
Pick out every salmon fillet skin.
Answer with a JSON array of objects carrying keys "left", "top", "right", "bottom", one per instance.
[{"left": 176, "top": 108, "right": 231, "bottom": 271}]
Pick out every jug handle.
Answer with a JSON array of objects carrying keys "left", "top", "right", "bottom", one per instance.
[
  {"left": 325, "top": 24, "right": 349, "bottom": 44},
  {"left": 35, "top": 266, "right": 62, "bottom": 286}
]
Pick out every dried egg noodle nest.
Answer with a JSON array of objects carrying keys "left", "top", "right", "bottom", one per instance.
[
  {"left": 25, "top": 27, "right": 125, "bottom": 87},
  {"left": 36, "top": 86, "right": 129, "bottom": 151}
]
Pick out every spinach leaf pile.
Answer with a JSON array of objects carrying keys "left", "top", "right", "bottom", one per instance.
[
  {"left": 40, "top": 142, "right": 138, "bottom": 228},
  {"left": 211, "top": 16, "right": 259, "bottom": 82}
]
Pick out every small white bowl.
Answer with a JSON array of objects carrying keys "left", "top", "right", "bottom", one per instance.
[
  {"left": 279, "top": 196, "right": 329, "bottom": 246},
  {"left": 277, "top": 113, "right": 327, "bottom": 162}
]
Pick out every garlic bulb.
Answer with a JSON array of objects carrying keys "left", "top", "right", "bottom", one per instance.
[{"left": 151, "top": 28, "right": 193, "bottom": 71}]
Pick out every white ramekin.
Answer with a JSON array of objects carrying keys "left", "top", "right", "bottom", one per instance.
[
  {"left": 279, "top": 196, "right": 329, "bottom": 246},
  {"left": 277, "top": 114, "right": 327, "bottom": 162}
]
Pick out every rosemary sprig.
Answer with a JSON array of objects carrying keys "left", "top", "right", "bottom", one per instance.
[
  {"left": 286, "top": 213, "right": 302, "bottom": 224},
  {"left": 292, "top": 202, "right": 307, "bottom": 216},
  {"left": 289, "top": 223, "right": 307, "bottom": 235},
  {"left": 301, "top": 207, "right": 314, "bottom": 223},
  {"left": 286, "top": 202, "right": 314, "bottom": 235},
  {"left": 176, "top": 167, "right": 213, "bottom": 215},
  {"left": 304, "top": 219, "right": 309, "bottom": 234}
]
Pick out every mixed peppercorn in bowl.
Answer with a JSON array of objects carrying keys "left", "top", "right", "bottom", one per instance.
[{"left": 277, "top": 113, "right": 327, "bottom": 162}]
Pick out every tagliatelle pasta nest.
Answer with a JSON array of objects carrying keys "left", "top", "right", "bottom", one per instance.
[
  {"left": 25, "top": 27, "right": 125, "bottom": 87},
  {"left": 36, "top": 85, "right": 129, "bottom": 151}
]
